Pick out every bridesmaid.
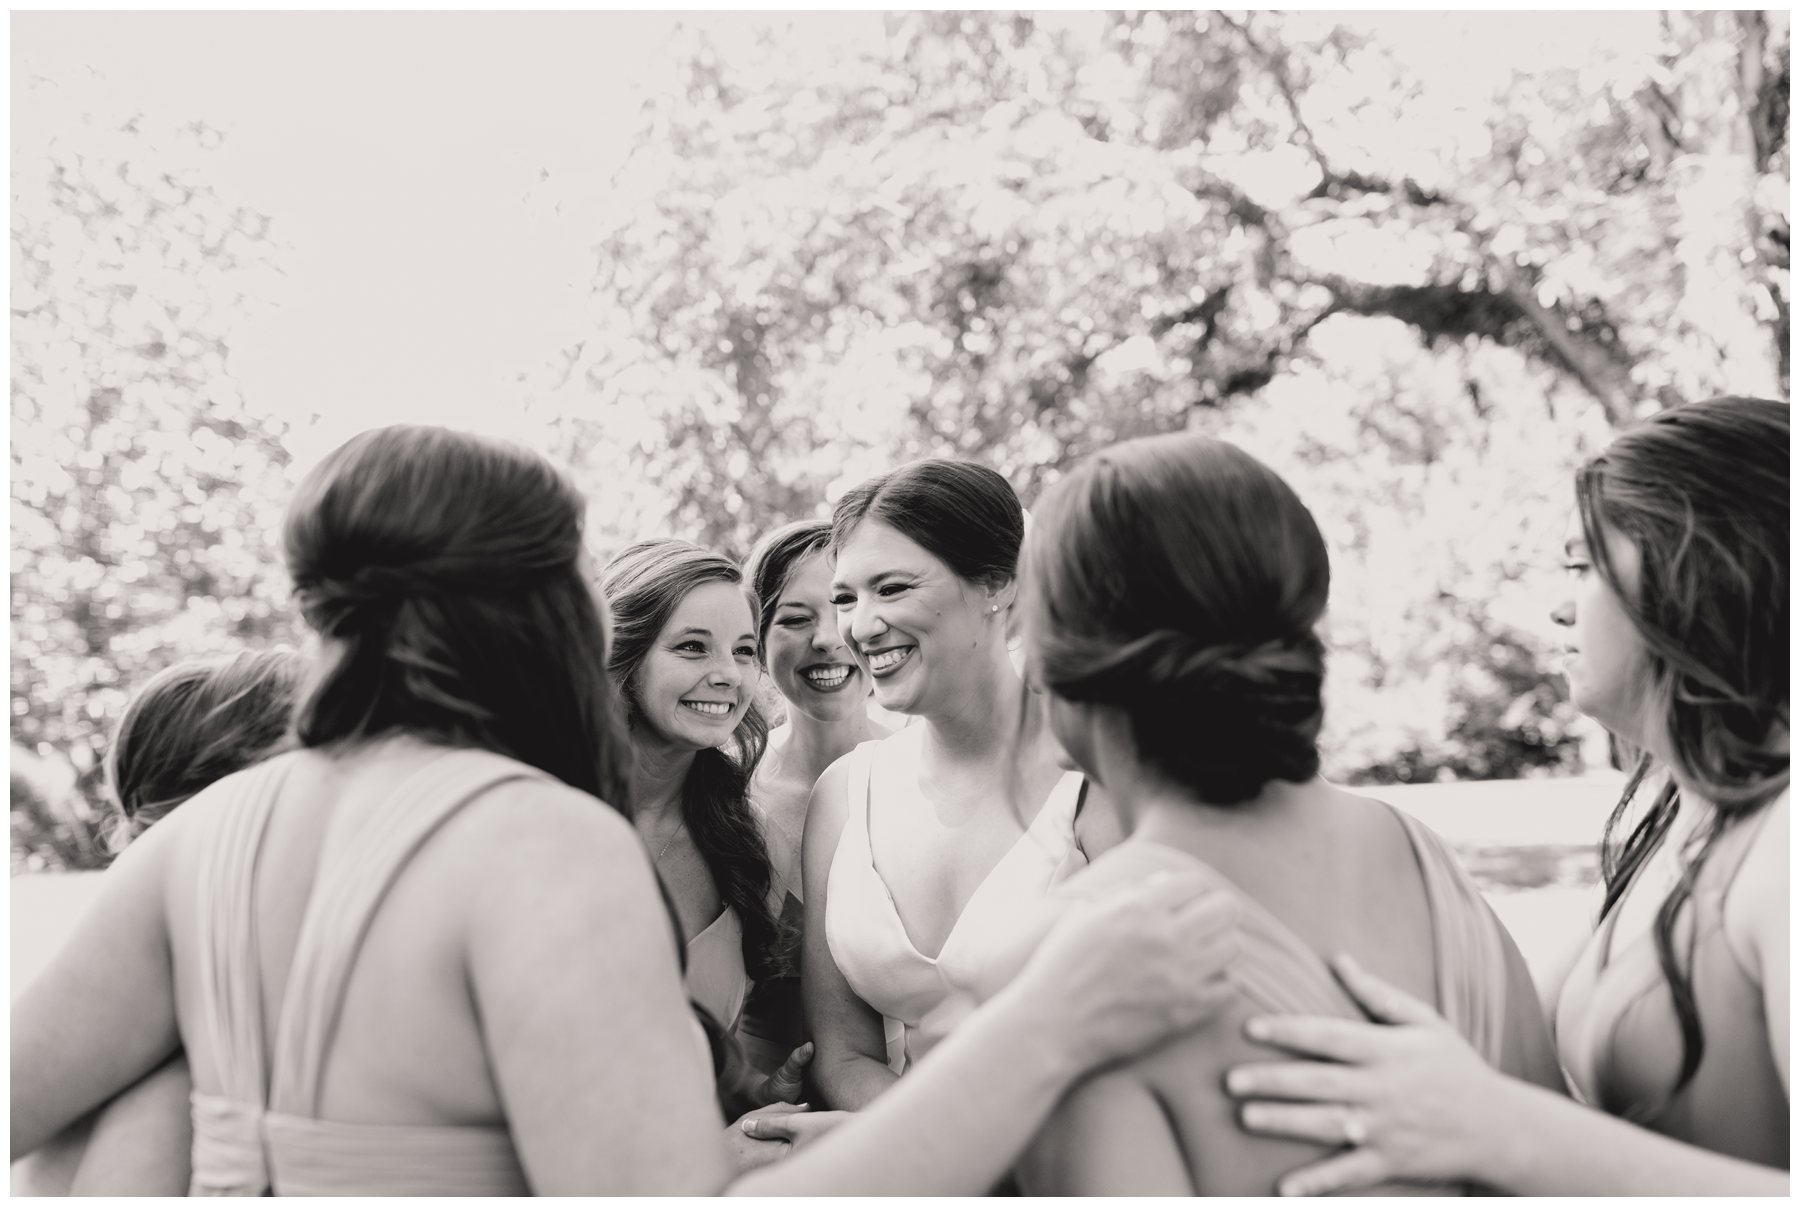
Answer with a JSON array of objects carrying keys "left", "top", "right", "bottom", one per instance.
[
  {"left": 1225, "top": 396, "right": 1788, "bottom": 1195},
  {"left": 1005, "top": 432, "right": 1560, "bottom": 1194},
  {"left": 738, "top": 520, "right": 890, "bottom": 1073},
  {"left": 599, "top": 539, "right": 799, "bottom": 1121},
  {"left": 803, "top": 460, "right": 1119, "bottom": 1111},
  {"left": 17, "top": 649, "right": 302, "bottom": 1196}
]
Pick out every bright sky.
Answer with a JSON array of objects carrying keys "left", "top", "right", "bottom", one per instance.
[{"left": 13, "top": 10, "right": 1662, "bottom": 472}]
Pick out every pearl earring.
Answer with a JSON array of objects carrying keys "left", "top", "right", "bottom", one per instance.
[{"left": 990, "top": 604, "right": 999, "bottom": 613}]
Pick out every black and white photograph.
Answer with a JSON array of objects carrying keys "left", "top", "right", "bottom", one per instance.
[{"left": 10, "top": 9, "right": 1789, "bottom": 1195}]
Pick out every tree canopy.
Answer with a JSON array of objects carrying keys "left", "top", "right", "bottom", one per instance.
[{"left": 11, "top": 12, "right": 1789, "bottom": 867}]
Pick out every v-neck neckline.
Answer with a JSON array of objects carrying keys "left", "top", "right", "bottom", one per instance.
[{"left": 861, "top": 741, "right": 1073, "bottom": 965}]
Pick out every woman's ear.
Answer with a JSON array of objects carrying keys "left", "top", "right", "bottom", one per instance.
[{"left": 986, "top": 575, "right": 1019, "bottom": 615}]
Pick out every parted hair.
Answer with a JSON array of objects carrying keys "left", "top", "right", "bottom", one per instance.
[
  {"left": 744, "top": 518, "right": 832, "bottom": 655},
  {"left": 600, "top": 538, "right": 785, "bottom": 981},
  {"left": 284, "top": 425, "right": 631, "bottom": 808},
  {"left": 1578, "top": 395, "right": 1789, "bottom": 1117},
  {"left": 104, "top": 647, "right": 304, "bottom": 849},
  {"left": 828, "top": 459, "right": 1024, "bottom": 589},
  {"left": 1023, "top": 433, "right": 1329, "bottom": 805}
]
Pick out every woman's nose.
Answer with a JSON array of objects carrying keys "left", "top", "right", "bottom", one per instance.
[
  {"left": 847, "top": 599, "right": 886, "bottom": 647},
  {"left": 1550, "top": 599, "right": 1575, "bottom": 629},
  {"left": 813, "top": 614, "right": 846, "bottom": 654}
]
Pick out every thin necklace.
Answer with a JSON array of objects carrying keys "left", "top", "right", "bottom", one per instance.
[{"left": 653, "top": 818, "right": 687, "bottom": 865}]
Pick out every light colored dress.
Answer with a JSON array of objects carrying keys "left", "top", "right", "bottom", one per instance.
[
  {"left": 186, "top": 747, "right": 541, "bottom": 1196},
  {"left": 824, "top": 736, "right": 1086, "bottom": 1073},
  {"left": 1554, "top": 791, "right": 1788, "bottom": 1167},
  {"left": 685, "top": 906, "right": 748, "bottom": 1030},
  {"left": 1037, "top": 806, "right": 1548, "bottom": 1196}
]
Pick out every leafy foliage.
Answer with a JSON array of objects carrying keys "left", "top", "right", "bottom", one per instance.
[
  {"left": 558, "top": 11, "right": 1786, "bottom": 782},
  {"left": 11, "top": 15, "right": 1787, "bottom": 866},
  {"left": 12, "top": 113, "right": 303, "bottom": 869}
]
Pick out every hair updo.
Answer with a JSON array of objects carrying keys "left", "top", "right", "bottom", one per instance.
[
  {"left": 1023, "top": 433, "right": 1329, "bottom": 805},
  {"left": 744, "top": 519, "right": 833, "bottom": 655},
  {"left": 105, "top": 647, "right": 303, "bottom": 848},
  {"left": 829, "top": 459, "right": 1024, "bottom": 589},
  {"left": 283, "top": 425, "right": 630, "bottom": 807}
]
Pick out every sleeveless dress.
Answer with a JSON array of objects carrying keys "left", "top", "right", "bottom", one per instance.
[
  {"left": 684, "top": 906, "right": 748, "bottom": 1031},
  {"left": 824, "top": 736, "right": 1087, "bottom": 1074},
  {"left": 1047, "top": 806, "right": 1536, "bottom": 1196},
  {"left": 186, "top": 747, "right": 543, "bottom": 1196},
  {"left": 1553, "top": 792, "right": 1788, "bottom": 1167}
]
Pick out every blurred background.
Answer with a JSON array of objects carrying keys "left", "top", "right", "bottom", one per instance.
[{"left": 9, "top": 12, "right": 1788, "bottom": 972}]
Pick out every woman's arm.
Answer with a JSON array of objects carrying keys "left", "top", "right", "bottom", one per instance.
[
  {"left": 67, "top": 1055, "right": 195, "bottom": 1195},
  {"left": 1226, "top": 955, "right": 1788, "bottom": 1196},
  {"left": 737, "top": 873, "right": 1240, "bottom": 1195},
  {"left": 11, "top": 815, "right": 183, "bottom": 1157},
  {"left": 798, "top": 757, "right": 898, "bottom": 1110},
  {"left": 1018, "top": 1072, "right": 1192, "bottom": 1195},
  {"left": 464, "top": 781, "right": 730, "bottom": 1195}
]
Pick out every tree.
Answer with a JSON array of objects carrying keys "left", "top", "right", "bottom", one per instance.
[
  {"left": 11, "top": 109, "right": 302, "bottom": 869},
  {"left": 567, "top": 11, "right": 1788, "bottom": 783}
]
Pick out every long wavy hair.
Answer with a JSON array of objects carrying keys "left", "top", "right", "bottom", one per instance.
[
  {"left": 1577, "top": 395, "right": 1788, "bottom": 1117},
  {"left": 104, "top": 647, "right": 304, "bottom": 850},
  {"left": 600, "top": 538, "right": 786, "bottom": 981},
  {"left": 284, "top": 425, "right": 632, "bottom": 808},
  {"left": 1022, "top": 433, "right": 1329, "bottom": 805}
]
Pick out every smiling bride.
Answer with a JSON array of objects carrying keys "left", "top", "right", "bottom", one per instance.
[{"left": 801, "top": 461, "right": 1120, "bottom": 1123}]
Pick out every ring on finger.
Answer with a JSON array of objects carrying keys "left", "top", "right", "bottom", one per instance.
[{"left": 1341, "top": 1106, "right": 1371, "bottom": 1147}]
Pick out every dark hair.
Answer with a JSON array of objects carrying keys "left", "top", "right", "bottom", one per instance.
[
  {"left": 744, "top": 519, "right": 832, "bottom": 655},
  {"left": 1023, "top": 433, "right": 1329, "bottom": 805},
  {"left": 1577, "top": 395, "right": 1789, "bottom": 1116},
  {"left": 284, "top": 425, "right": 631, "bottom": 808},
  {"left": 600, "top": 538, "right": 785, "bottom": 980},
  {"left": 829, "top": 459, "right": 1024, "bottom": 589},
  {"left": 104, "top": 648, "right": 304, "bottom": 848}
]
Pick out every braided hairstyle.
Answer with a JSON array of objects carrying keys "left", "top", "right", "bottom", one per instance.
[
  {"left": 600, "top": 539, "right": 786, "bottom": 981},
  {"left": 284, "top": 425, "right": 631, "bottom": 808},
  {"left": 1022, "top": 433, "right": 1329, "bottom": 805},
  {"left": 1577, "top": 396, "right": 1788, "bottom": 1117},
  {"left": 104, "top": 647, "right": 304, "bottom": 850}
]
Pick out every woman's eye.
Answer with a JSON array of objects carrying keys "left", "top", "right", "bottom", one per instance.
[
  {"left": 1562, "top": 561, "right": 1591, "bottom": 579},
  {"left": 877, "top": 583, "right": 908, "bottom": 598},
  {"left": 734, "top": 646, "right": 757, "bottom": 660},
  {"left": 675, "top": 641, "right": 705, "bottom": 654},
  {"left": 829, "top": 593, "right": 855, "bottom": 608},
  {"left": 778, "top": 616, "right": 810, "bottom": 629}
]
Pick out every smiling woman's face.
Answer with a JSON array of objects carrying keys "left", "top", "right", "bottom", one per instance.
[
  {"left": 634, "top": 580, "right": 759, "bottom": 752},
  {"left": 830, "top": 519, "right": 996, "bottom": 717},
  {"left": 764, "top": 550, "right": 870, "bottom": 724}
]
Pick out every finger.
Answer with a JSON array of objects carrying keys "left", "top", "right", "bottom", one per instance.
[
  {"left": 1170, "top": 887, "right": 1238, "bottom": 934},
  {"left": 746, "top": 1110, "right": 847, "bottom": 1143},
  {"left": 1330, "top": 954, "right": 1444, "bottom": 1028},
  {"left": 765, "top": 1042, "right": 814, "bottom": 1101},
  {"left": 1277, "top": 1148, "right": 1390, "bottom": 1197},
  {"left": 1242, "top": 1014, "right": 1387, "bottom": 1064},
  {"left": 1168, "top": 984, "right": 1239, "bottom": 1031},
  {"left": 1239, "top": 1101, "right": 1376, "bottom": 1150},
  {"left": 1125, "top": 870, "right": 1217, "bottom": 913},
  {"left": 739, "top": 1101, "right": 808, "bottom": 1133},
  {"left": 1224, "top": 1060, "right": 1365, "bottom": 1104}
]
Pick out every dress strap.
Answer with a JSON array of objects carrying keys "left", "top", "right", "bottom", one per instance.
[
  {"left": 843, "top": 739, "right": 877, "bottom": 852},
  {"left": 267, "top": 748, "right": 549, "bottom": 1117},
  {"left": 1392, "top": 808, "right": 1509, "bottom": 1065},
  {"left": 191, "top": 758, "right": 294, "bottom": 1113}
]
